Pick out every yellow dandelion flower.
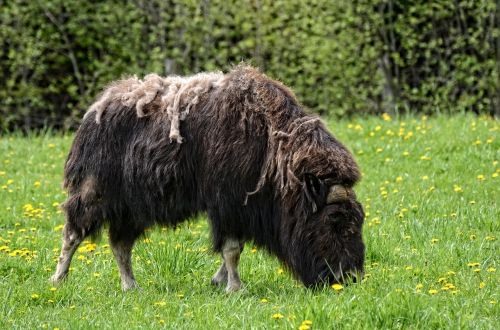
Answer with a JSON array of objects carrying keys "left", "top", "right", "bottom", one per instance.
[
  {"left": 485, "top": 236, "right": 496, "bottom": 241},
  {"left": 487, "top": 267, "right": 496, "bottom": 272},
  {"left": 477, "top": 174, "right": 485, "bottom": 181},
  {"left": 31, "top": 293, "right": 40, "bottom": 299},
  {"left": 437, "top": 277, "right": 447, "bottom": 283},
  {"left": 490, "top": 300, "right": 497, "bottom": 305},
  {"left": 447, "top": 271, "right": 456, "bottom": 276},
  {"left": 404, "top": 131, "right": 413, "bottom": 140},
  {"left": 154, "top": 301, "right": 166, "bottom": 306},
  {"left": 431, "top": 238, "right": 439, "bottom": 244},
  {"left": 272, "top": 313, "right": 284, "bottom": 319},
  {"left": 493, "top": 173, "right": 498, "bottom": 178},
  {"left": 158, "top": 320, "right": 165, "bottom": 325},
  {"left": 331, "top": 283, "right": 343, "bottom": 291},
  {"left": 376, "top": 148, "right": 383, "bottom": 153},
  {"left": 473, "top": 268, "right": 481, "bottom": 273},
  {"left": 420, "top": 155, "right": 431, "bottom": 161},
  {"left": 298, "top": 325, "right": 310, "bottom": 330},
  {"left": 251, "top": 247, "right": 257, "bottom": 253},
  {"left": 428, "top": 289, "right": 438, "bottom": 295},
  {"left": 48, "top": 143, "right": 56, "bottom": 148},
  {"left": 479, "top": 282, "right": 486, "bottom": 289},
  {"left": 382, "top": 113, "right": 392, "bottom": 121},
  {"left": 49, "top": 287, "right": 57, "bottom": 292},
  {"left": 302, "top": 320, "right": 313, "bottom": 326},
  {"left": 473, "top": 140, "right": 481, "bottom": 145},
  {"left": 467, "top": 262, "right": 480, "bottom": 267},
  {"left": 260, "top": 298, "right": 268, "bottom": 303},
  {"left": 277, "top": 268, "right": 284, "bottom": 275},
  {"left": 34, "top": 181, "right": 41, "bottom": 187}
]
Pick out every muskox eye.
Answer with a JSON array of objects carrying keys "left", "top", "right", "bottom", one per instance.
[{"left": 327, "top": 211, "right": 343, "bottom": 223}]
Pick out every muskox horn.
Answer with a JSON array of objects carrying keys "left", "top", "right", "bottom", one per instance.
[{"left": 327, "top": 185, "right": 352, "bottom": 203}]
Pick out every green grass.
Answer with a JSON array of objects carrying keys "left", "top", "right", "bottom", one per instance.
[{"left": 0, "top": 114, "right": 498, "bottom": 329}]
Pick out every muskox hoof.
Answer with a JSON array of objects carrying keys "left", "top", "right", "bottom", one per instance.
[
  {"left": 121, "top": 280, "right": 140, "bottom": 292},
  {"left": 225, "top": 281, "right": 242, "bottom": 293},
  {"left": 211, "top": 277, "right": 225, "bottom": 286},
  {"left": 49, "top": 273, "right": 67, "bottom": 284},
  {"left": 211, "top": 273, "right": 228, "bottom": 286}
]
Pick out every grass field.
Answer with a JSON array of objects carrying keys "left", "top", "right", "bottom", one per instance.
[{"left": 0, "top": 114, "right": 498, "bottom": 329}]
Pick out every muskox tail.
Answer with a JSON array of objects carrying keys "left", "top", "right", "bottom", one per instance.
[{"left": 61, "top": 176, "right": 105, "bottom": 240}]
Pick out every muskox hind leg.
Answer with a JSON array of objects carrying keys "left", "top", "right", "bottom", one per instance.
[
  {"left": 50, "top": 223, "right": 83, "bottom": 283},
  {"left": 109, "top": 226, "right": 142, "bottom": 291},
  {"left": 211, "top": 239, "right": 244, "bottom": 292}
]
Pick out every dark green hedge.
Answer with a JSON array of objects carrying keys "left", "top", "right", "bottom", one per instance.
[{"left": 1, "top": 0, "right": 498, "bottom": 130}]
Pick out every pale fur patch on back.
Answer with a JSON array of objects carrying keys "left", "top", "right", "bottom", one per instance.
[{"left": 85, "top": 71, "right": 225, "bottom": 143}]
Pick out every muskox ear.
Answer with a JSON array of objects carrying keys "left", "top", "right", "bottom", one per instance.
[{"left": 303, "top": 173, "right": 326, "bottom": 213}]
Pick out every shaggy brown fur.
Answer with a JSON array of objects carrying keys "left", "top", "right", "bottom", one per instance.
[{"left": 52, "top": 65, "right": 365, "bottom": 291}]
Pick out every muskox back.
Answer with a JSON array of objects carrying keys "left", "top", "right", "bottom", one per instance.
[{"left": 51, "top": 65, "right": 365, "bottom": 291}]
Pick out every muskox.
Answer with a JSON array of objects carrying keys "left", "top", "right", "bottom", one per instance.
[{"left": 50, "top": 65, "right": 365, "bottom": 292}]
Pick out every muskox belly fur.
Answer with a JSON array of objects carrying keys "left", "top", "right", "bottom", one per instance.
[{"left": 51, "top": 65, "right": 366, "bottom": 292}]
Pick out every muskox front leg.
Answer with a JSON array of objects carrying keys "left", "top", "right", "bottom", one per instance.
[
  {"left": 50, "top": 223, "right": 83, "bottom": 283},
  {"left": 212, "top": 239, "right": 244, "bottom": 292},
  {"left": 211, "top": 261, "right": 228, "bottom": 286}
]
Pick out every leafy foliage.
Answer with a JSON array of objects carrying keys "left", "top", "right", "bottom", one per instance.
[{"left": 0, "top": 0, "right": 498, "bottom": 130}]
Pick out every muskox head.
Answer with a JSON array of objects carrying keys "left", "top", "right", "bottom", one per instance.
[
  {"left": 269, "top": 120, "right": 365, "bottom": 288},
  {"left": 289, "top": 177, "right": 365, "bottom": 287}
]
